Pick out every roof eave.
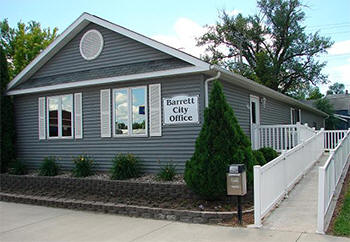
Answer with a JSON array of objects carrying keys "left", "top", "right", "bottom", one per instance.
[{"left": 209, "top": 65, "right": 328, "bottom": 118}]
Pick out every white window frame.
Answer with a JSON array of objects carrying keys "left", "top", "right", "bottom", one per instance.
[
  {"left": 47, "top": 94, "right": 74, "bottom": 139},
  {"left": 290, "top": 108, "right": 301, "bottom": 124},
  {"left": 112, "top": 86, "right": 148, "bottom": 137}
]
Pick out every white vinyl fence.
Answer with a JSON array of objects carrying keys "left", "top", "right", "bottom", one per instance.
[
  {"left": 317, "top": 130, "right": 350, "bottom": 233},
  {"left": 254, "top": 130, "right": 324, "bottom": 227},
  {"left": 323, "top": 130, "right": 347, "bottom": 150},
  {"left": 257, "top": 123, "right": 316, "bottom": 152}
]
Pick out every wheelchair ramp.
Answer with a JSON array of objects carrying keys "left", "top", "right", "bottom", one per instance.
[{"left": 262, "top": 154, "right": 329, "bottom": 233}]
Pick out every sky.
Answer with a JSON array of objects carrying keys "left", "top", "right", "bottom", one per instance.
[{"left": 2, "top": 0, "right": 350, "bottom": 95}]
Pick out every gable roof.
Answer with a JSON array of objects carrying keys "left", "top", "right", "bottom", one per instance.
[
  {"left": 6, "top": 13, "right": 326, "bottom": 118},
  {"left": 7, "top": 12, "right": 210, "bottom": 91}
]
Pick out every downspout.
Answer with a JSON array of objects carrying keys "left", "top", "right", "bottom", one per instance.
[{"left": 204, "top": 68, "right": 221, "bottom": 107}]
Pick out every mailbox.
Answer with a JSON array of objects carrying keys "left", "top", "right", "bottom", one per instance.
[{"left": 226, "top": 164, "right": 247, "bottom": 196}]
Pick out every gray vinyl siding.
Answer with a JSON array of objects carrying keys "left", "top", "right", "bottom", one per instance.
[
  {"left": 32, "top": 23, "right": 184, "bottom": 79},
  {"left": 259, "top": 98, "right": 291, "bottom": 125},
  {"left": 301, "top": 110, "right": 325, "bottom": 129},
  {"left": 209, "top": 80, "right": 250, "bottom": 136},
  {"left": 14, "top": 74, "right": 205, "bottom": 173}
]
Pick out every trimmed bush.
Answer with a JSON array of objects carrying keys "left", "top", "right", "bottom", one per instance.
[
  {"left": 253, "top": 150, "right": 267, "bottom": 166},
  {"left": 184, "top": 80, "right": 256, "bottom": 200},
  {"left": 157, "top": 163, "right": 176, "bottom": 181},
  {"left": 39, "top": 156, "right": 59, "bottom": 176},
  {"left": 8, "top": 160, "right": 27, "bottom": 175},
  {"left": 72, "top": 155, "right": 94, "bottom": 177},
  {"left": 110, "top": 154, "right": 140, "bottom": 180},
  {"left": 258, "top": 147, "right": 279, "bottom": 162}
]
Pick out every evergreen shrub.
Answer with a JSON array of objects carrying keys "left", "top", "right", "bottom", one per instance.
[
  {"left": 184, "top": 80, "right": 256, "bottom": 200},
  {"left": 252, "top": 150, "right": 267, "bottom": 166},
  {"left": 110, "top": 154, "right": 140, "bottom": 180},
  {"left": 258, "top": 147, "right": 279, "bottom": 162},
  {"left": 72, "top": 155, "right": 94, "bottom": 177},
  {"left": 39, "top": 156, "right": 59, "bottom": 176}
]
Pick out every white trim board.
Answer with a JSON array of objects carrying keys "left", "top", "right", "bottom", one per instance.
[
  {"left": 7, "top": 66, "right": 206, "bottom": 96},
  {"left": 7, "top": 12, "right": 209, "bottom": 91}
]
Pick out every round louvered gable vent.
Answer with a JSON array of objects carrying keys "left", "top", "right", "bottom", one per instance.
[{"left": 79, "top": 29, "right": 104, "bottom": 60}]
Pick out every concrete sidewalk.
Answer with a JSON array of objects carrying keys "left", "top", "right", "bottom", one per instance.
[
  {"left": 1, "top": 202, "right": 348, "bottom": 242},
  {"left": 263, "top": 154, "right": 329, "bottom": 233}
]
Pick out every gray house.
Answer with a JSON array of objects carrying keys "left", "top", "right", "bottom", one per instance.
[{"left": 7, "top": 13, "right": 327, "bottom": 172}]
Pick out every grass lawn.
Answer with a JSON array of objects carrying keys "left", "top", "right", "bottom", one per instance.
[{"left": 333, "top": 180, "right": 350, "bottom": 237}]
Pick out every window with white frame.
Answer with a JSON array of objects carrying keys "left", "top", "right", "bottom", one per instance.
[
  {"left": 47, "top": 95, "right": 73, "bottom": 138},
  {"left": 113, "top": 86, "right": 147, "bottom": 136}
]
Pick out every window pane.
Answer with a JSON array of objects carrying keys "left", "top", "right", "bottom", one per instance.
[
  {"left": 115, "top": 89, "right": 128, "bottom": 135},
  {"left": 48, "top": 97, "right": 59, "bottom": 137},
  {"left": 251, "top": 102, "right": 256, "bottom": 124},
  {"left": 132, "top": 87, "right": 146, "bottom": 134},
  {"left": 62, "top": 95, "right": 73, "bottom": 137}
]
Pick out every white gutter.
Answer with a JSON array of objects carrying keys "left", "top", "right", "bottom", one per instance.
[{"left": 205, "top": 67, "right": 221, "bottom": 107}]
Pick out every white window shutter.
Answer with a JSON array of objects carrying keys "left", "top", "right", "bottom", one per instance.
[
  {"left": 74, "top": 93, "right": 83, "bottom": 139},
  {"left": 149, "top": 84, "right": 162, "bottom": 136},
  {"left": 38, "top": 97, "right": 46, "bottom": 140},
  {"left": 100, "top": 89, "right": 111, "bottom": 137}
]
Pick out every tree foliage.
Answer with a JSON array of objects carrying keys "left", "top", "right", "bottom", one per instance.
[
  {"left": 184, "top": 81, "right": 256, "bottom": 200},
  {"left": 314, "top": 98, "right": 338, "bottom": 130},
  {"left": 326, "top": 82, "right": 345, "bottom": 95},
  {"left": 0, "top": 19, "right": 58, "bottom": 80},
  {"left": 0, "top": 46, "right": 15, "bottom": 172},
  {"left": 197, "top": 0, "right": 333, "bottom": 96}
]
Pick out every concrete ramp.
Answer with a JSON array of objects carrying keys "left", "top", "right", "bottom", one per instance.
[{"left": 263, "top": 154, "right": 329, "bottom": 233}]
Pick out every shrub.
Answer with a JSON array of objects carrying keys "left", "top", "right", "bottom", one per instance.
[
  {"left": 110, "top": 153, "right": 140, "bottom": 180},
  {"left": 184, "top": 80, "right": 256, "bottom": 200},
  {"left": 39, "top": 156, "right": 59, "bottom": 176},
  {"left": 157, "top": 163, "right": 176, "bottom": 181},
  {"left": 72, "top": 155, "right": 94, "bottom": 177},
  {"left": 253, "top": 150, "right": 267, "bottom": 166},
  {"left": 258, "top": 147, "right": 279, "bottom": 162},
  {"left": 8, "top": 160, "right": 27, "bottom": 175}
]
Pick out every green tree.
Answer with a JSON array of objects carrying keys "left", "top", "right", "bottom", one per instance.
[
  {"left": 184, "top": 81, "right": 255, "bottom": 200},
  {"left": 314, "top": 98, "right": 338, "bottom": 130},
  {"left": 326, "top": 82, "right": 345, "bottom": 95},
  {"left": 0, "top": 46, "right": 15, "bottom": 172},
  {"left": 1, "top": 19, "right": 58, "bottom": 80},
  {"left": 307, "top": 87, "right": 324, "bottom": 100},
  {"left": 197, "top": 0, "right": 333, "bottom": 96}
]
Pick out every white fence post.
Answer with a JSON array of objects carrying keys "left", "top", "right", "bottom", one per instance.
[
  {"left": 317, "top": 167, "right": 326, "bottom": 234},
  {"left": 254, "top": 165, "right": 262, "bottom": 227}
]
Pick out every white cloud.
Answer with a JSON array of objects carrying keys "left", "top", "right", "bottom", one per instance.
[
  {"left": 152, "top": 17, "right": 208, "bottom": 58},
  {"left": 328, "top": 40, "right": 350, "bottom": 56},
  {"left": 228, "top": 9, "right": 241, "bottom": 17}
]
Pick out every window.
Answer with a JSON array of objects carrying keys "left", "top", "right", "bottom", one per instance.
[
  {"left": 113, "top": 86, "right": 147, "bottom": 136},
  {"left": 251, "top": 102, "right": 256, "bottom": 124},
  {"left": 291, "top": 108, "right": 301, "bottom": 124},
  {"left": 47, "top": 95, "right": 73, "bottom": 138}
]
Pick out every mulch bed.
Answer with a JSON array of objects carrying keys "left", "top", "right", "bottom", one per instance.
[
  {"left": 1, "top": 171, "right": 254, "bottom": 213},
  {"left": 327, "top": 168, "right": 350, "bottom": 235}
]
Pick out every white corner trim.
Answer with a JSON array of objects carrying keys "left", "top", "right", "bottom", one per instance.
[
  {"left": 7, "top": 12, "right": 209, "bottom": 91},
  {"left": 7, "top": 66, "right": 207, "bottom": 96}
]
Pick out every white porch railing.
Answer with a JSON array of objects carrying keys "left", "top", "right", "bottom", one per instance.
[
  {"left": 317, "top": 129, "right": 350, "bottom": 233},
  {"left": 323, "top": 130, "right": 348, "bottom": 150},
  {"left": 254, "top": 130, "right": 324, "bottom": 227},
  {"left": 255, "top": 123, "right": 317, "bottom": 152}
]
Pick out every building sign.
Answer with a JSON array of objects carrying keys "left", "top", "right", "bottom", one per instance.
[{"left": 163, "top": 95, "right": 199, "bottom": 124}]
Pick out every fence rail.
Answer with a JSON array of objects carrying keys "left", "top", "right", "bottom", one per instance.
[
  {"left": 323, "top": 130, "right": 347, "bottom": 150},
  {"left": 317, "top": 130, "right": 350, "bottom": 233},
  {"left": 254, "top": 130, "right": 324, "bottom": 227},
  {"left": 256, "top": 123, "right": 316, "bottom": 152}
]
